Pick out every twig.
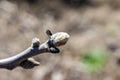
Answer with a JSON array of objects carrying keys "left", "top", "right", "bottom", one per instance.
[{"left": 0, "top": 30, "right": 70, "bottom": 70}]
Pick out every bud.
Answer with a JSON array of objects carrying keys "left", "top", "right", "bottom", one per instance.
[{"left": 51, "top": 32, "right": 70, "bottom": 46}]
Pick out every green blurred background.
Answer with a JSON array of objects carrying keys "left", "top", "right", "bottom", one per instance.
[{"left": 0, "top": 0, "right": 120, "bottom": 80}]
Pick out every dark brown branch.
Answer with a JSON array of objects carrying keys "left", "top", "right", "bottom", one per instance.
[
  {"left": 0, "top": 39, "right": 49, "bottom": 70},
  {"left": 0, "top": 30, "right": 70, "bottom": 70}
]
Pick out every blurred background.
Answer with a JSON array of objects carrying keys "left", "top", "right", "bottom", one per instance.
[{"left": 0, "top": 0, "right": 120, "bottom": 80}]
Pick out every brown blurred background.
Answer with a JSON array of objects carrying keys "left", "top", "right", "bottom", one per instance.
[{"left": 0, "top": 0, "right": 120, "bottom": 80}]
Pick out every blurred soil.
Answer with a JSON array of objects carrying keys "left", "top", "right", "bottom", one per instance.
[{"left": 0, "top": 0, "right": 120, "bottom": 80}]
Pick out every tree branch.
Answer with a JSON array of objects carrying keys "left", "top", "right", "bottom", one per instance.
[{"left": 0, "top": 30, "right": 70, "bottom": 70}]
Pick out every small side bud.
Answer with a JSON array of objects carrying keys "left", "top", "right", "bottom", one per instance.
[
  {"left": 19, "top": 58, "right": 40, "bottom": 69},
  {"left": 49, "top": 47, "right": 60, "bottom": 53},
  {"left": 32, "top": 37, "right": 40, "bottom": 48}
]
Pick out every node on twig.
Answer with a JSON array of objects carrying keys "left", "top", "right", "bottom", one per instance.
[{"left": 32, "top": 37, "right": 40, "bottom": 48}]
